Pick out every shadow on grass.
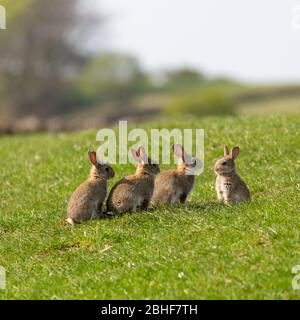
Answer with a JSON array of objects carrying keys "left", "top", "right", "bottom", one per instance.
[
  {"left": 66, "top": 201, "right": 232, "bottom": 227},
  {"left": 101, "top": 201, "right": 226, "bottom": 218},
  {"left": 183, "top": 201, "right": 224, "bottom": 211},
  {"left": 65, "top": 200, "right": 250, "bottom": 228}
]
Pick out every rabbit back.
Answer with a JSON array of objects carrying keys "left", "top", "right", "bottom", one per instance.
[
  {"left": 151, "top": 169, "right": 195, "bottom": 205},
  {"left": 107, "top": 174, "right": 155, "bottom": 214},
  {"left": 67, "top": 179, "right": 107, "bottom": 223}
]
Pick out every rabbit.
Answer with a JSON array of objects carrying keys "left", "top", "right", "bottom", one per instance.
[
  {"left": 65, "top": 151, "right": 115, "bottom": 225},
  {"left": 106, "top": 146, "right": 160, "bottom": 214},
  {"left": 214, "top": 145, "right": 250, "bottom": 204},
  {"left": 151, "top": 144, "right": 201, "bottom": 206}
]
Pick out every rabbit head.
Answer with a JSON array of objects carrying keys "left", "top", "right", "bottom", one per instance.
[
  {"left": 173, "top": 144, "right": 202, "bottom": 175},
  {"left": 88, "top": 151, "right": 115, "bottom": 179},
  {"left": 131, "top": 146, "right": 160, "bottom": 175},
  {"left": 214, "top": 145, "right": 239, "bottom": 175}
]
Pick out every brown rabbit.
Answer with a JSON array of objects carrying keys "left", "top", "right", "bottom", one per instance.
[
  {"left": 214, "top": 146, "right": 250, "bottom": 204},
  {"left": 65, "top": 151, "right": 115, "bottom": 225},
  {"left": 106, "top": 146, "right": 160, "bottom": 214},
  {"left": 151, "top": 144, "right": 201, "bottom": 205}
]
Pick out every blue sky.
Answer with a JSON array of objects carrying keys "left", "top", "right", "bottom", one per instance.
[{"left": 99, "top": 0, "right": 300, "bottom": 83}]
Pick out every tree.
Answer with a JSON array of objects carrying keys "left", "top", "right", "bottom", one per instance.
[
  {"left": 78, "top": 52, "right": 148, "bottom": 104},
  {"left": 0, "top": 0, "right": 104, "bottom": 117},
  {"left": 164, "top": 67, "right": 205, "bottom": 90}
]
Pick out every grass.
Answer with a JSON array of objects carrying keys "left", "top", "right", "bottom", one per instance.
[{"left": 0, "top": 115, "right": 300, "bottom": 300}]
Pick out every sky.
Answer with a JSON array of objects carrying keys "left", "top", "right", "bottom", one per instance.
[{"left": 98, "top": 0, "right": 300, "bottom": 83}]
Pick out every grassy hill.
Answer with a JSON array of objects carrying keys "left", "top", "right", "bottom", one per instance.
[{"left": 0, "top": 115, "right": 299, "bottom": 299}]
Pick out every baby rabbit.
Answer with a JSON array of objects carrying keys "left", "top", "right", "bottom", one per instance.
[
  {"left": 214, "top": 146, "right": 250, "bottom": 204},
  {"left": 106, "top": 146, "right": 160, "bottom": 214},
  {"left": 151, "top": 144, "right": 201, "bottom": 205},
  {"left": 65, "top": 151, "right": 115, "bottom": 225}
]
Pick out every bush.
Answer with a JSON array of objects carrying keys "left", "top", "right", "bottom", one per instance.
[
  {"left": 164, "top": 86, "right": 237, "bottom": 117},
  {"left": 77, "top": 52, "right": 149, "bottom": 103}
]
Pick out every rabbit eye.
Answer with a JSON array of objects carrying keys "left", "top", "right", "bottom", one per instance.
[
  {"left": 222, "top": 162, "right": 227, "bottom": 165},
  {"left": 105, "top": 167, "right": 109, "bottom": 172}
]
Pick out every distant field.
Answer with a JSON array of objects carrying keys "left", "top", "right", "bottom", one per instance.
[
  {"left": 0, "top": 115, "right": 300, "bottom": 299},
  {"left": 1, "top": 83, "right": 300, "bottom": 134},
  {"left": 163, "top": 82, "right": 300, "bottom": 118},
  {"left": 238, "top": 96, "right": 300, "bottom": 116}
]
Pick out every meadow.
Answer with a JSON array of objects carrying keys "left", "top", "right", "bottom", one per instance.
[{"left": 0, "top": 115, "right": 300, "bottom": 299}]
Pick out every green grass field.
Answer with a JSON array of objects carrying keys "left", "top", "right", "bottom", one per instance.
[{"left": 0, "top": 115, "right": 300, "bottom": 299}]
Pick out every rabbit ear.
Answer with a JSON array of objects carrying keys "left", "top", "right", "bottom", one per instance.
[
  {"left": 131, "top": 148, "right": 139, "bottom": 162},
  {"left": 173, "top": 144, "right": 185, "bottom": 160},
  {"left": 230, "top": 147, "right": 240, "bottom": 160},
  {"left": 224, "top": 145, "right": 229, "bottom": 156},
  {"left": 88, "top": 151, "right": 98, "bottom": 166},
  {"left": 131, "top": 147, "right": 148, "bottom": 163},
  {"left": 137, "top": 146, "right": 148, "bottom": 163}
]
